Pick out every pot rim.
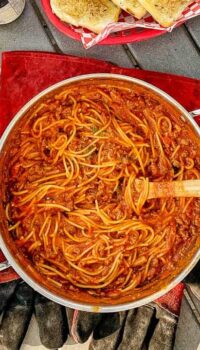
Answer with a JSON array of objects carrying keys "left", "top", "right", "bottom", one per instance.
[{"left": 0, "top": 73, "right": 199, "bottom": 312}]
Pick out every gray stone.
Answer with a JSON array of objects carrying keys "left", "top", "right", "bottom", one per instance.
[
  {"left": 72, "top": 311, "right": 102, "bottom": 343},
  {"left": 174, "top": 295, "right": 200, "bottom": 350},
  {"left": 34, "top": 293, "right": 68, "bottom": 349},
  {"left": 149, "top": 309, "right": 176, "bottom": 350},
  {"left": 0, "top": 280, "right": 19, "bottom": 314},
  {"left": 128, "top": 26, "right": 200, "bottom": 78},
  {"left": 0, "top": 1, "right": 54, "bottom": 52},
  {"left": 89, "top": 312, "right": 126, "bottom": 350},
  {"left": 93, "top": 313, "right": 121, "bottom": 340},
  {"left": 186, "top": 17, "right": 200, "bottom": 49},
  {"left": 0, "top": 282, "right": 34, "bottom": 350},
  {"left": 118, "top": 306, "right": 154, "bottom": 350}
]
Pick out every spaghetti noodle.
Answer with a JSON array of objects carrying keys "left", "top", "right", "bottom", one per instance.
[{"left": 1, "top": 79, "right": 200, "bottom": 300}]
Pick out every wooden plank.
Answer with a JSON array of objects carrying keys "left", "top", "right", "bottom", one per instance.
[
  {"left": 185, "top": 17, "right": 200, "bottom": 49},
  {"left": 33, "top": 0, "right": 137, "bottom": 68},
  {"left": 0, "top": 1, "right": 54, "bottom": 52},
  {"left": 128, "top": 26, "right": 200, "bottom": 78}
]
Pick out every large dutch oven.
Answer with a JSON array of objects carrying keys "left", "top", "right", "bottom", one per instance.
[{"left": 0, "top": 74, "right": 199, "bottom": 312}]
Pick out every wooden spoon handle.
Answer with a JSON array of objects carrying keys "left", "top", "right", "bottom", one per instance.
[{"left": 148, "top": 179, "right": 200, "bottom": 199}]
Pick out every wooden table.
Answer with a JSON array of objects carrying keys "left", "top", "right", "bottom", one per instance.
[{"left": 0, "top": 2, "right": 200, "bottom": 349}]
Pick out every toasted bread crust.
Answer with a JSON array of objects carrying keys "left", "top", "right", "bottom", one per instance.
[
  {"left": 50, "top": 0, "right": 121, "bottom": 33},
  {"left": 111, "top": 0, "right": 146, "bottom": 19},
  {"left": 137, "top": 0, "right": 192, "bottom": 27}
]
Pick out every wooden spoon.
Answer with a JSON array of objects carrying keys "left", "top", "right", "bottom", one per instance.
[{"left": 135, "top": 179, "right": 200, "bottom": 200}]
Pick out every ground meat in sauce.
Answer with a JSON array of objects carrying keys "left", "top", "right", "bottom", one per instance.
[{"left": 1, "top": 79, "right": 200, "bottom": 303}]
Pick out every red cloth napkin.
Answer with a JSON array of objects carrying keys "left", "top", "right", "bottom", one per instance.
[
  {"left": 0, "top": 51, "right": 199, "bottom": 314},
  {"left": 1, "top": 51, "right": 200, "bottom": 134}
]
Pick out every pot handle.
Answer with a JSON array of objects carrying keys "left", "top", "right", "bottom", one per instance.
[
  {"left": 0, "top": 260, "right": 10, "bottom": 272},
  {"left": 189, "top": 109, "right": 200, "bottom": 125}
]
